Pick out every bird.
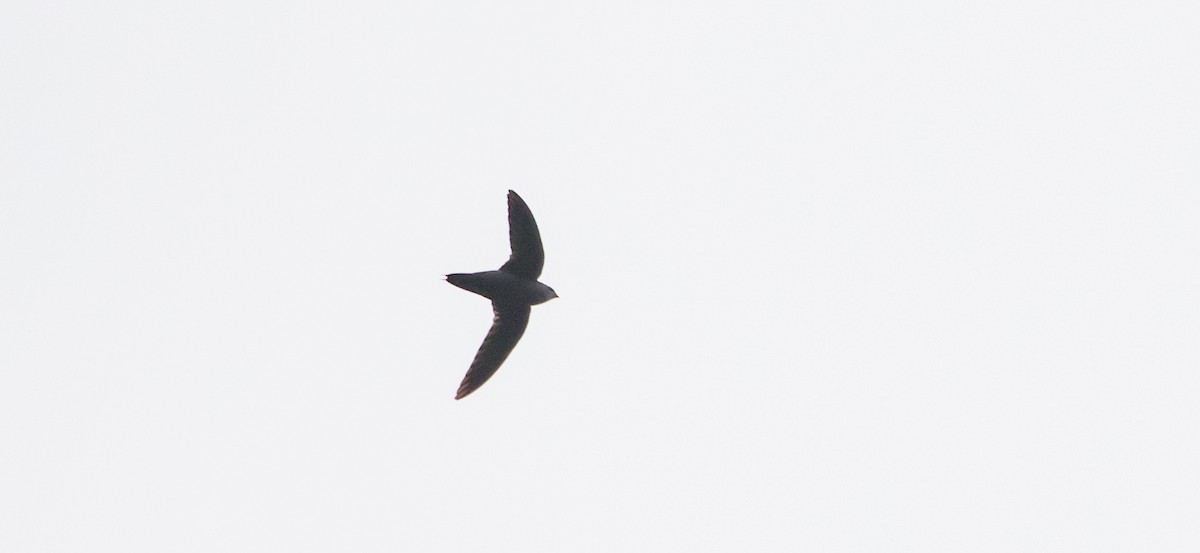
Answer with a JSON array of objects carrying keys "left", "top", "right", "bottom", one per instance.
[{"left": 446, "top": 190, "right": 558, "bottom": 399}]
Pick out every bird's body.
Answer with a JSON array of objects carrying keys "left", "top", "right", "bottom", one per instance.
[
  {"left": 446, "top": 191, "right": 556, "bottom": 400},
  {"left": 445, "top": 271, "right": 558, "bottom": 306}
]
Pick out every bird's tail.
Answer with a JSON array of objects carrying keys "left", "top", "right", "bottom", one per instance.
[
  {"left": 445, "top": 273, "right": 471, "bottom": 290},
  {"left": 446, "top": 273, "right": 491, "bottom": 298}
]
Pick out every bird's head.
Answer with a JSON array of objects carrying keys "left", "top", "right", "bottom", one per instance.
[{"left": 533, "top": 283, "right": 558, "bottom": 304}]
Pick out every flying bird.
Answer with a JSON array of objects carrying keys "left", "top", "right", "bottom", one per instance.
[{"left": 446, "top": 190, "right": 558, "bottom": 399}]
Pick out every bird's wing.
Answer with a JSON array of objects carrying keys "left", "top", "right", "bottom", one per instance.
[
  {"left": 455, "top": 303, "right": 531, "bottom": 399},
  {"left": 498, "top": 190, "right": 545, "bottom": 279}
]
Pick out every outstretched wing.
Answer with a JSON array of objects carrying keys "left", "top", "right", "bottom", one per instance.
[
  {"left": 498, "top": 190, "right": 544, "bottom": 279},
  {"left": 455, "top": 303, "right": 531, "bottom": 399}
]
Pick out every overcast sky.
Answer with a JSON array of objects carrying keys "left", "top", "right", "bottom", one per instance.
[{"left": 2, "top": 2, "right": 1197, "bottom": 552}]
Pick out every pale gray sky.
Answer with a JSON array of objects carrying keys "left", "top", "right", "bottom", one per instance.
[{"left": 2, "top": 2, "right": 1197, "bottom": 551}]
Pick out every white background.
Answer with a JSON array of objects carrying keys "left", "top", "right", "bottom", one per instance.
[{"left": 2, "top": 2, "right": 1197, "bottom": 551}]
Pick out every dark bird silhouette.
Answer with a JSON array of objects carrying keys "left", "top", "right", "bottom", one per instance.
[{"left": 446, "top": 190, "right": 557, "bottom": 399}]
